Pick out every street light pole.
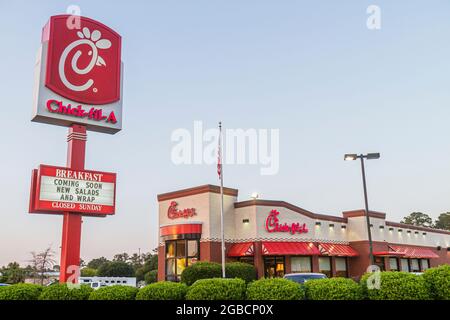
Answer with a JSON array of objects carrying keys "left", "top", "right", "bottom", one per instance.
[
  {"left": 344, "top": 152, "right": 380, "bottom": 267},
  {"left": 359, "top": 156, "right": 375, "bottom": 266}
]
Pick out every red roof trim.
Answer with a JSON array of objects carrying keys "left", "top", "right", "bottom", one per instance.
[
  {"left": 389, "top": 245, "right": 440, "bottom": 259},
  {"left": 160, "top": 223, "right": 202, "bottom": 236},
  {"left": 261, "top": 242, "right": 320, "bottom": 256},
  {"left": 318, "top": 243, "right": 359, "bottom": 257},
  {"left": 227, "top": 242, "right": 254, "bottom": 257}
]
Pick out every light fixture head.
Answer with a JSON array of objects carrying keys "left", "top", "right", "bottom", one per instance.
[
  {"left": 379, "top": 225, "right": 385, "bottom": 229},
  {"left": 315, "top": 222, "right": 321, "bottom": 226},
  {"left": 329, "top": 223, "right": 335, "bottom": 228},
  {"left": 341, "top": 225, "right": 347, "bottom": 229},
  {"left": 242, "top": 219, "right": 250, "bottom": 224},
  {"left": 344, "top": 154, "right": 358, "bottom": 161}
]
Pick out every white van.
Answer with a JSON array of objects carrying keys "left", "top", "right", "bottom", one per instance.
[{"left": 78, "top": 277, "right": 137, "bottom": 289}]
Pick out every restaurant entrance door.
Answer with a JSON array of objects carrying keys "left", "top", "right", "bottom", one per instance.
[{"left": 264, "top": 256, "right": 285, "bottom": 278}]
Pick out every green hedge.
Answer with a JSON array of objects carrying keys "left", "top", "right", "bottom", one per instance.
[
  {"left": 225, "top": 262, "right": 257, "bottom": 283},
  {"left": 89, "top": 285, "right": 138, "bottom": 300},
  {"left": 186, "top": 278, "right": 246, "bottom": 300},
  {"left": 136, "top": 282, "right": 187, "bottom": 300},
  {"left": 360, "top": 271, "right": 430, "bottom": 300},
  {"left": 181, "top": 262, "right": 258, "bottom": 286},
  {"left": 422, "top": 265, "right": 450, "bottom": 300},
  {"left": 181, "top": 262, "right": 222, "bottom": 286},
  {"left": 305, "top": 278, "right": 363, "bottom": 300},
  {"left": 246, "top": 278, "right": 305, "bottom": 300},
  {"left": 144, "top": 270, "right": 158, "bottom": 284},
  {"left": 39, "top": 283, "right": 93, "bottom": 300},
  {"left": 0, "top": 284, "right": 43, "bottom": 300}
]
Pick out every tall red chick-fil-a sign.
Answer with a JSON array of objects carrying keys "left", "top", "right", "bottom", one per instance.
[
  {"left": 32, "top": 15, "right": 123, "bottom": 134},
  {"left": 168, "top": 201, "right": 196, "bottom": 219},
  {"left": 265, "top": 209, "right": 308, "bottom": 235}
]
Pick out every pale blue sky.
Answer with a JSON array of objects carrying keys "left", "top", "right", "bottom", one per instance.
[{"left": 1, "top": 1, "right": 450, "bottom": 266}]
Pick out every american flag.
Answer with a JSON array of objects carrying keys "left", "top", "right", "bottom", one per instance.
[{"left": 217, "top": 122, "right": 222, "bottom": 179}]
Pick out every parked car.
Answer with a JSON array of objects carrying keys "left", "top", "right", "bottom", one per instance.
[
  {"left": 284, "top": 273, "right": 327, "bottom": 284},
  {"left": 0, "top": 283, "right": 10, "bottom": 287}
]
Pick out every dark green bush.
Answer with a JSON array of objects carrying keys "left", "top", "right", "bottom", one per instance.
[
  {"left": 186, "top": 278, "right": 246, "bottom": 300},
  {"left": 422, "top": 265, "right": 450, "bottom": 300},
  {"left": 0, "top": 284, "right": 43, "bottom": 300},
  {"left": 246, "top": 278, "right": 305, "bottom": 300},
  {"left": 89, "top": 285, "right": 138, "bottom": 300},
  {"left": 144, "top": 270, "right": 158, "bottom": 284},
  {"left": 305, "top": 278, "right": 363, "bottom": 300},
  {"left": 360, "top": 271, "right": 430, "bottom": 300},
  {"left": 136, "top": 282, "right": 187, "bottom": 300},
  {"left": 181, "top": 262, "right": 222, "bottom": 286},
  {"left": 97, "top": 261, "right": 134, "bottom": 277},
  {"left": 39, "top": 283, "right": 93, "bottom": 300},
  {"left": 225, "top": 262, "right": 257, "bottom": 283}
]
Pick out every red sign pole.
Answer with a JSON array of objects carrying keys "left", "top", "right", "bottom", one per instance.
[{"left": 59, "top": 124, "right": 87, "bottom": 283}]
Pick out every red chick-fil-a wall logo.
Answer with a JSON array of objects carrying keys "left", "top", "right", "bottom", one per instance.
[
  {"left": 168, "top": 201, "right": 196, "bottom": 219},
  {"left": 45, "top": 15, "right": 122, "bottom": 105},
  {"left": 265, "top": 209, "right": 308, "bottom": 235}
]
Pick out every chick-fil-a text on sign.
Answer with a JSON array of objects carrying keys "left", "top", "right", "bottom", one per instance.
[
  {"left": 265, "top": 209, "right": 309, "bottom": 235},
  {"left": 167, "top": 201, "right": 196, "bottom": 219}
]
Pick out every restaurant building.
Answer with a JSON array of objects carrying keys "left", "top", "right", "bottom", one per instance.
[{"left": 157, "top": 185, "right": 450, "bottom": 281}]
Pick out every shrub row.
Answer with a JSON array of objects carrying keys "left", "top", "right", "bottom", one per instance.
[
  {"left": 181, "top": 262, "right": 257, "bottom": 286},
  {"left": 0, "top": 265, "right": 448, "bottom": 300}
]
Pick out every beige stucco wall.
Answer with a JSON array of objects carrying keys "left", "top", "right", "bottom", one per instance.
[{"left": 158, "top": 190, "right": 449, "bottom": 248}]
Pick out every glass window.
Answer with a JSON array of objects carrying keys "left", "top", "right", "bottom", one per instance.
[
  {"left": 264, "top": 256, "right": 285, "bottom": 278},
  {"left": 166, "top": 242, "right": 175, "bottom": 258},
  {"left": 291, "top": 257, "right": 312, "bottom": 273},
  {"left": 238, "top": 257, "right": 254, "bottom": 265},
  {"left": 176, "top": 240, "right": 186, "bottom": 258},
  {"left": 410, "top": 259, "right": 420, "bottom": 272},
  {"left": 420, "top": 259, "right": 429, "bottom": 271},
  {"left": 335, "top": 257, "right": 347, "bottom": 277},
  {"left": 389, "top": 258, "right": 399, "bottom": 271},
  {"left": 165, "top": 239, "right": 200, "bottom": 281},
  {"left": 400, "top": 258, "right": 409, "bottom": 272},
  {"left": 374, "top": 256, "right": 385, "bottom": 271},
  {"left": 187, "top": 240, "right": 198, "bottom": 257},
  {"left": 318, "top": 257, "right": 331, "bottom": 278},
  {"left": 166, "top": 258, "right": 175, "bottom": 275}
]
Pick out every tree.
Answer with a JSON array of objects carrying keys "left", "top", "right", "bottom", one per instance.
[
  {"left": 434, "top": 212, "right": 450, "bottom": 230},
  {"left": 1, "top": 262, "right": 26, "bottom": 284},
  {"left": 29, "top": 247, "right": 56, "bottom": 285},
  {"left": 80, "top": 267, "right": 97, "bottom": 277},
  {"left": 113, "top": 253, "right": 130, "bottom": 263},
  {"left": 97, "top": 261, "right": 134, "bottom": 277},
  {"left": 87, "top": 257, "right": 110, "bottom": 270},
  {"left": 401, "top": 212, "right": 433, "bottom": 228}
]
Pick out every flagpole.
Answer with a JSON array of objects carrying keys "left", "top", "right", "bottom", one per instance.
[{"left": 218, "top": 121, "right": 226, "bottom": 278}]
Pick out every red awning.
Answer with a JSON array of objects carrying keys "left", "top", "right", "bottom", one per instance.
[
  {"left": 228, "top": 242, "right": 254, "bottom": 257},
  {"left": 389, "top": 245, "right": 440, "bottom": 259},
  {"left": 318, "top": 243, "right": 359, "bottom": 257},
  {"left": 262, "top": 242, "right": 320, "bottom": 256}
]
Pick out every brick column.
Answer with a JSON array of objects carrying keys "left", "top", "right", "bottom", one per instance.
[
  {"left": 254, "top": 241, "right": 264, "bottom": 278},
  {"left": 157, "top": 245, "right": 165, "bottom": 281},
  {"left": 312, "top": 255, "right": 319, "bottom": 273}
]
